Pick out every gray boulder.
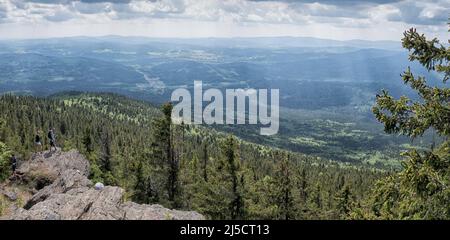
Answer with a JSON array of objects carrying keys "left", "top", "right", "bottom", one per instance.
[{"left": 0, "top": 189, "right": 18, "bottom": 201}]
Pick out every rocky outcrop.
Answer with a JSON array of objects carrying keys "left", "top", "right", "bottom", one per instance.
[
  {"left": 3, "top": 150, "right": 204, "bottom": 220},
  {"left": 22, "top": 169, "right": 92, "bottom": 210},
  {"left": 122, "top": 202, "right": 206, "bottom": 220},
  {"left": 18, "top": 150, "right": 90, "bottom": 182}
]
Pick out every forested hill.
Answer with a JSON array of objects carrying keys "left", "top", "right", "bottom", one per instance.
[{"left": 0, "top": 92, "right": 384, "bottom": 219}]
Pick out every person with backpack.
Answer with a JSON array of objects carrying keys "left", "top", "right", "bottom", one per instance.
[
  {"left": 35, "top": 130, "right": 43, "bottom": 153},
  {"left": 10, "top": 154, "right": 17, "bottom": 177},
  {"left": 48, "top": 128, "right": 57, "bottom": 152}
]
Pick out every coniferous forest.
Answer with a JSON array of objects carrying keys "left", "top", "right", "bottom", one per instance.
[
  {"left": 0, "top": 27, "right": 449, "bottom": 220},
  {"left": 0, "top": 93, "right": 384, "bottom": 219}
]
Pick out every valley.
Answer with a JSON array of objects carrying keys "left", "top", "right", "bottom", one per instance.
[{"left": 0, "top": 36, "right": 438, "bottom": 168}]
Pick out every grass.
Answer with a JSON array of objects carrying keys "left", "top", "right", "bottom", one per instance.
[{"left": 289, "top": 136, "right": 327, "bottom": 147}]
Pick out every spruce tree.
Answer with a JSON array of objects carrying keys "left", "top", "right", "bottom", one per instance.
[
  {"left": 335, "top": 185, "right": 353, "bottom": 219},
  {"left": 274, "top": 153, "right": 296, "bottom": 220},
  {"left": 223, "top": 135, "right": 246, "bottom": 219},
  {"left": 370, "top": 27, "right": 450, "bottom": 219},
  {"left": 82, "top": 127, "right": 94, "bottom": 154},
  {"left": 151, "top": 102, "right": 181, "bottom": 207}
]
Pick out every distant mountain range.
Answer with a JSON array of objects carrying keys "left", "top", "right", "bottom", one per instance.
[
  {"left": 0, "top": 36, "right": 437, "bottom": 110},
  {"left": 0, "top": 35, "right": 402, "bottom": 50}
]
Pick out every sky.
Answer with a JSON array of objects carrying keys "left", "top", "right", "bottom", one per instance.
[{"left": 0, "top": 0, "right": 448, "bottom": 41}]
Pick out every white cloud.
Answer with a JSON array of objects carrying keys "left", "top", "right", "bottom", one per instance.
[
  {"left": 385, "top": 0, "right": 449, "bottom": 25},
  {"left": 0, "top": 0, "right": 447, "bottom": 40}
]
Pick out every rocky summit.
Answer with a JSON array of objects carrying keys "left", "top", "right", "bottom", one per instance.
[{"left": 1, "top": 149, "right": 204, "bottom": 220}]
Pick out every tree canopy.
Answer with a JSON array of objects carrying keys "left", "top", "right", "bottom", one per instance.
[{"left": 368, "top": 27, "right": 450, "bottom": 219}]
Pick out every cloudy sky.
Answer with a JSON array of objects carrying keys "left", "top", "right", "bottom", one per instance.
[{"left": 0, "top": 0, "right": 448, "bottom": 40}]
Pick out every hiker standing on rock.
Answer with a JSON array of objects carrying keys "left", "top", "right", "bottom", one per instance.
[
  {"left": 48, "top": 128, "right": 57, "bottom": 152},
  {"left": 35, "top": 130, "right": 43, "bottom": 153}
]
